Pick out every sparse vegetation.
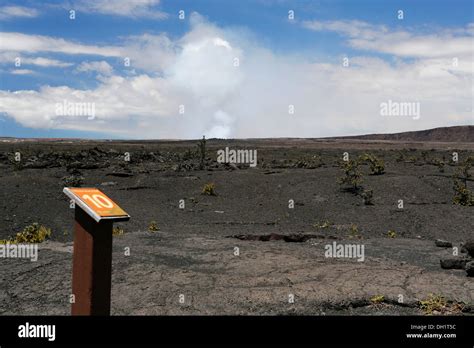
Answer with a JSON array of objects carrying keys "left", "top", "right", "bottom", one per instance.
[
  {"left": 148, "top": 221, "right": 160, "bottom": 232},
  {"left": 453, "top": 181, "right": 474, "bottom": 206},
  {"left": 339, "top": 159, "right": 375, "bottom": 204},
  {"left": 430, "top": 158, "right": 445, "bottom": 173},
  {"left": 349, "top": 223, "right": 360, "bottom": 238},
  {"left": 0, "top": 223, "right": 51, "bottom": 244},
  {"left": 387, "top": 230, "right": 397, "bottom": 238},
  {"left": 313, "top": 220, "right": 333, "bottom": 229},
  {"left": 452, "top": 158, "right": 474, "bottom": 206},
  {"left": 338, "top": 160, "right": 362, "bottom": 193},
  {"left": 62, "top": 175, "right": 84, "bottom": 187},
  {"left": 437, "top": 161, "right": 445, "bottom": 173},
  {"left": 293, "top": 155, "right": 322, "bottom": 169},
  {"left": 418, "top": 294, "right": 463, "bottom": 315},
  {"left": 182, "top": 148, "right": 195, "bottom": 161},
  {"left": 395, "top": 151, "right": 405, "bottom": 162},
  {"left": 113, "top": 226, "right": 125, "bottom": 236},
  {"left": 202, "top": 183, "right": 217, "bottom": 196},
  {"left": 359, "top": 153, "right": 385, "bottom": 175},
  {"left": 197, "top": 135, "right": 206, "bottom": 170},
  {"left": 370, "top": 295, "right": 385, "bottom": 304},
  {"left": 361, "top": 189, "right": 374, "bottom": 205},
  {"left": 420, "top": 150, "right": 429, "bottom": 162},
  {"left": 419, "top": 294, "right": 446, "bottom": 314}
]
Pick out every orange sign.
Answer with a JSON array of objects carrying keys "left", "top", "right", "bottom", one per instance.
[{"left": 64, "top": 188, "right": 130, "bottom": 222}]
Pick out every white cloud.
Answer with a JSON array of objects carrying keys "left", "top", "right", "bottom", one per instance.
[
  {"left": 0, "top": 52, "right": 73, "bottom": 67},
  {"left": 0, "top": 6, "right": 39, "bottom": 20},
  {"left": 25, "top": 57, "right": 73, "bottom": 68},
  {"left": 9, "top": 69, "right": 35, "bottom": 75},
  {"left": 0, "top": 14, "right": 472, "bottom": 138},
  {"left": 76, "top": 0, "right": 167, "bottom": 19},
  {"left": 0, "top": 74, "right": 180, "bottom": 131},
  {"left": 303, "top": 20, "right": 387, "bottom": 40},
  {"left": 0, "top": 32, "right": 122, "bottom": 56},
  {"left": 76, "top": 61, "right": 113, "bottom": 75},
  {"left": 303, "top": 20, "right": 474, "bottom": 58},
  {"left": 120, "top": 33, "right": 177, "bottom": 73}
]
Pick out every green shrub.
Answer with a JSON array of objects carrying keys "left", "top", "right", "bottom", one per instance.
[
  {"left": 148, "top": 221, "right": 160, "bottom": 232},
  {"left": 359, "top": 153, "right": 385, "bottom": 175},
  {"left": 349, "top": 223, "right": 360, "bottom": 238},
  {"left": 0, "top": 223, "right": 51, "bottom": 244},
  {"left": 453, "top": 180, "right": 474, "bottom": 206},
  {"left": 62, "top": 175, "right": 84, "bottom": 187},
  {"left": 113, "top": 226, "right": 125, "bottom": 236},
  {"left": 387, "top": 230, "right": 397, "bottom": 238},
  {"left": 419, "top": 294, "right": 446, "bottom": 315},
  {"left": 202, "top": 183, "right": 216, "bottom": 196},
  {"left": 395, "top": 151, "right": 404, "bottom": 162},
  {"left": 361, "top": 189, "right": 374, "bottom": 205},
  {"left": 452, "top": 158, "right": 474, "bottom": 206},
  {"left": 370, "top": 295, "right": 385, "bottom": 304},
  {"left": 338, "top": 160, "right": 362, "bottom": 192},
  {"left": 196, "top": 135, "right": 206, "bottom": 169},
  {"left": 294, "top": 155, "right": 322, "bottom": 169},
  {"left": 430, "top": 158, "right": 445, "bottom": 173},
  {"left": 313, "top": 220, "right": 333, "bottom": 229},
  {"left": 419, "top": 294, "right": 464, "bottom": 315}
]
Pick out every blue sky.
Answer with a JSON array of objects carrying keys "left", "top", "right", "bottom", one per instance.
[{"left": 0, "top": 0, "right": 472, "bottom": 139}]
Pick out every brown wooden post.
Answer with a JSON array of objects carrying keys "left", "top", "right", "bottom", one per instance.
[
  {"left": 71, "top": 207, "right": 113, "bottom": 315},
  {"left": 64, "top": 187, "right": 130, "bottom": 316}
]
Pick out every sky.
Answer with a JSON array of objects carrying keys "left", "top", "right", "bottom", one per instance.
[{"left": 0, "top": 0, "right": 473, "bottom": 139}]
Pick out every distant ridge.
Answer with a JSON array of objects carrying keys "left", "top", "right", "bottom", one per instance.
[
  {"left": 337, "top": 126, "right": 474, "bottom": 143},
  {"left": 1, "top": 126, "right": 473, "bottom": 143}
]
